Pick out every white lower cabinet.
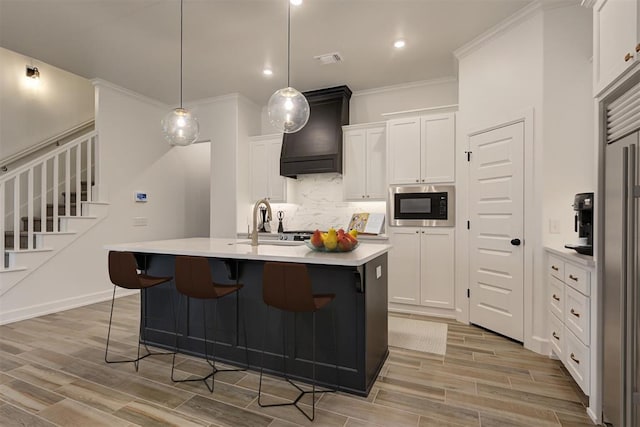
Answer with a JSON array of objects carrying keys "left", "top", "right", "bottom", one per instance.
[
  {"left": 545, "top": 249, "right": 594, "bottom": 396},
  {"left": 388, "top": 227, "right": 454, "bottom": 309}
]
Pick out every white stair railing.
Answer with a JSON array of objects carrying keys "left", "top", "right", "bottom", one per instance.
[{"left": 1, "top": 131, "right": 98, "bottom": 268}]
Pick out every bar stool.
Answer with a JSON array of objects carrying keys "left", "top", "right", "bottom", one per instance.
[
  {"left": 105, "top": 251, "right": 174, "bottom": 371},
  {"left": 171, "top": 255, "right": 248, "bottom": 392},
  {"left": 258, "top": 261, "right": 338, "bottom": 421}
]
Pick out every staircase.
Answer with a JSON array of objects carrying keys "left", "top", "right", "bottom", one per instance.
[{"left": 1, "top": 131, "right": 108, "bottom": 296}]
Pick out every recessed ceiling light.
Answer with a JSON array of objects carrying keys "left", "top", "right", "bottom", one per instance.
[
  {"left": 290, "top": 0, "right": 302, "bottom": 5},
  {"left": 263, "top": 68, "right": 273, "bottom": 76},
  {"left": 394, "top": 40, "right": 406, "bottom": 49}
]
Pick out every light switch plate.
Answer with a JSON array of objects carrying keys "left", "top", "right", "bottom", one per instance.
[{"left": 549, "top": 219, "right": 560, "bottom": 234}]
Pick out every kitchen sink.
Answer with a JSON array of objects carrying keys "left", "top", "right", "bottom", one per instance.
[{"left": 233, "top": 240, "right": 305, "bottom": 247}]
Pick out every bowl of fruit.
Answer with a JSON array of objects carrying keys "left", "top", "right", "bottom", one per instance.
[{"left": 306, "top": 228, "right": 359, "bottom": 252}]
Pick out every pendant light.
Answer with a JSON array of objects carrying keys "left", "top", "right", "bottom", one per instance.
[
  {"left": 162, "top": 0, "right": 199, "bottom": 146},
  {"left": 267, "top": 1, "right": 309, "bottom": 134}
]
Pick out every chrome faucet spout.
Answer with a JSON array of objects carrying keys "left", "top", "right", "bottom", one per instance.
[{"left": 251, "top": 199, "right": 272, "bottom": 246}]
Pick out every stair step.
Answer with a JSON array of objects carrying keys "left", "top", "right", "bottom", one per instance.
[
  {"left": 46, "top": 204, "right": 77, "bottom": 217},
  {"left": 61, "top": 191, "right": 87, "bottom": 203},
  {"left": 4, "top": 231, "right": 35, "bottom": 249}
]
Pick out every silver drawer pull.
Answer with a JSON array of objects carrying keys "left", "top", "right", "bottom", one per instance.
[
  {"left": 570, "top": 353, "right": 580, "bottom": 364},
  {"left": 552, "top": 332, "right": 560, "bottom": 340},
  {"left": 570, "top": 308, "right": 580, "bottom": 318},
  {"left": 552, "top": 294, "right": 560, "bottom": 302},
  {"left": 568, "top": 274, "right": 578, "bottom": 282},
  {"left": 551, "top": 265, "right": 559, "bottom": 271}
]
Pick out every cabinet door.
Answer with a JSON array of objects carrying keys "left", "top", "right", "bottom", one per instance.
[
  {"left": 343, "top": 129, "right": 367, "bottom": 200},
  {"left": 594, "top": 0, "right": 639, "bottom": 93},
  {"left": 365, "top": 126, "right": 387, "bottom": 200},
  {"left": 420, "top": 228, "right": 455, "bottom": 309},
  {"left": 421, "top": 113, "right": 455, "bottom": 183},
  {"left": 250, "top": 141, "right": 269, "bottom": 201},
  {"left": 267, "top": 139, "right": 286, "bottom": 202},
  {"left": 388, "top": 228, "right": 421, "bottom": 304},
  {"left": 387, "top": 118, "right": 421, "bottom": 184}
]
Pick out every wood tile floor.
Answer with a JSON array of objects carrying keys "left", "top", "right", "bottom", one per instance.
[{"left": 0, "top": 295, "right": 596, "bottom": 426}]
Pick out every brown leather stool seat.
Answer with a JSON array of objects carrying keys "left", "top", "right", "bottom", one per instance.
[
  {"left": 258, "top": 262, "right": 338, "bottom": 421},
  {"left": 171, "top": 256, "right": 248, "bottom": 392},
  {"left": 105, "top": 251, "right": 174, "bottom": 371}
]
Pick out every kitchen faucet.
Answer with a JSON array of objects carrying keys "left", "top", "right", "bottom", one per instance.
[{"left": 251, "top": 198, "right": 272, "bottom": 246}]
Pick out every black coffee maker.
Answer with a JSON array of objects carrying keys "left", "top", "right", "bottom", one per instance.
[{"left": 564, "top": 192, "right": 594, "bottom": 256}]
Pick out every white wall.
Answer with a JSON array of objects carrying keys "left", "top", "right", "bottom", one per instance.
[
  {"left": 542, "top": 5, "right": 594, "bottom": 248},
  {"left": 0, "top": 47, "right": 94, "bottom": 162},
  {"left": 0, "top": 80, "right": 209, "bottom": 323},
  {"left": 456, "top": 7, "right": 545, "bottom": 350},
  {"left": 455, "top": 3, "right": 594, "bottom": 353}
]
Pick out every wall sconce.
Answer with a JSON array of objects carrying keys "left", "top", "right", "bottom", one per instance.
[{"left": 26, "top": 65, "right": 40, "bottom": 79}]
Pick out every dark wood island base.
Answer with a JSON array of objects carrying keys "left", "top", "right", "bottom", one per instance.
[{"left": 135, "top": 252, "right": 388, "bottom": 397}]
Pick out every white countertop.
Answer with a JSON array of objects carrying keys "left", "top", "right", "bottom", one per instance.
[
  {"left": 105, "top": 238, "right": 392, "bottom": 267},
  {"left": 544, "top": 245, "right": 596, "bottom": 268}
]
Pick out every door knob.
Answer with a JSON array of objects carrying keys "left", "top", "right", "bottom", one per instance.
[{"left": 510, "top": 238, "right": 521, "bottom": 246}]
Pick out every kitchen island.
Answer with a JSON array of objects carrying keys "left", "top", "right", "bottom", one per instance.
[{"left": 104, "top": 238, "right": 391, "bottom": 396}]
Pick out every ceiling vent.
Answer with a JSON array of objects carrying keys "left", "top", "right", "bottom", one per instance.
[{"left": 313, "top": 52, "right": 343, "bottom": 65}]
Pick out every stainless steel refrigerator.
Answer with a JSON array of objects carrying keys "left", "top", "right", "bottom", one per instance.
[{"left": 604, "top": 128, "right": 639, "bottom": 427}]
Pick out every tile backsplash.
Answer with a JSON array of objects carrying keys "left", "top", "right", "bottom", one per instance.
[{"left": 242, "top": 173, "right": 387, "bottom": 233}]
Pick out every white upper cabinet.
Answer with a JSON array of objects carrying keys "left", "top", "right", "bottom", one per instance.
[
  {"left": 594, "top": 0, "right": 640, "bottom": 94},
  {"left": 343, "top": 124, "right": 386, "bottom": 201},
  {"left": 387, "top": 117, "right": 421, "bottom": 184},
  {"left": 388, "top": 112, "right": 455, "bottom": 184},
  {"left": 249, "top": 134, "right": 286, "bottom": 203}
]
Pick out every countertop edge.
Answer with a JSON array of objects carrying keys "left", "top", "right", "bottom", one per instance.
[
  {"left": 105, "top": 238, "right": 391, "bottom": 267},
  {"left": 544, "top": 246, "right": 596, "bottom": 268}
]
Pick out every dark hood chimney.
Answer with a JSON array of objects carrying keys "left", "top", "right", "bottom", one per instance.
[{"left": 279, "top": 85, "right": 352, "bottom": 178}]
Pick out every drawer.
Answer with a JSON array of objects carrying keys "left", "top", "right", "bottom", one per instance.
[
  {"left": 565, "top": 328, "right": 590, "bottom": 395},
  {"left": 548, "top": 276, "right": 564, "bottom": 319},
  {"left": 547, "top": 255, "right": 564, "bottom": 281},
  {"left": 565, "top": 286, "right": 590, "bottom": 345},
  {"left": 548, "top": 311, "right": 564, "bottom": 359},
  {"left": 565, "top": 263, "right": 590, "bottom": 296}
]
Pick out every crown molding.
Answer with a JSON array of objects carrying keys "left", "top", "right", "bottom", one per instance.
[
  {"left": 580, "top": 0, "right": 597, "bottom": 8},
  {"left": 186, "top": 92, "right": 241, "bottom": 107},
  {"left": 91, "top": 78, "right": 168, "bottom": 109},
  {"left": 453, "top": 1, "right": 543, "bottom": 60},
  {"left": 352, "top": 77, "right": 458, "bottom": 97}
]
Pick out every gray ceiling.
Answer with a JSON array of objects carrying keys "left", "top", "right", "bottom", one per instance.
[{"left": 0, "top": 0, "right": 532, "bottom": 106}]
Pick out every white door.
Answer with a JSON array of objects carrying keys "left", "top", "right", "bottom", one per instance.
[
  {"left": 343, "top": 129, "right": 367, "bottom": 200},
  {"left": 421, "top": 113, "right": 455, "bottom": 183},
  {"left": 267, "top": 139, "right": 286, "bottom": 202},
  {"left": 250, "top": 141, "right": 269, "bottom": 201},
  {"left": 388, "top": 227, "right": 421, "bottom": 304},
  {"left": 469, "top": 122, "right": 524, "bottom": 341},
  {"left": 420, "top": 228, "right": 455, "bottom": 309},
  {"left": 365, "top": 126, "right": 387, "bottom": 199},
  {"left": 387, "top": 118, "right": 421, "bottom": 184}
]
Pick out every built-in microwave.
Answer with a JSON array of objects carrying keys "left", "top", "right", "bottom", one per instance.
[{"left": 389, "top": 185, "right": 455, "bottom": 227}]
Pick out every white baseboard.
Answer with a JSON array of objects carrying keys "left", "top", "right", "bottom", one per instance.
[
  {"left": 388, "top": 302, "right": 456, "bottom": 319},
  {"left": 525, "top": 334, "right": 549, "bottom": 355},
  {"left": 0, "top": 288, "right": 138, "bottom": 325}
]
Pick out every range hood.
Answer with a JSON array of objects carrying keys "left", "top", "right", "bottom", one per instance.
[{"left": 280, "top": 85, "right": 352, "bottom": 178}]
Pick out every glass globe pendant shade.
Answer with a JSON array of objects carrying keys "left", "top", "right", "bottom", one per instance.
[
  {"left": 161, "top": 108, "right": 200, "bottom": 146},
  {"left": 267, "top": 87, "right": 310, "bottom": 134}
]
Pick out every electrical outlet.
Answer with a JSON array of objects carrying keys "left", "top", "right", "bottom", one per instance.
[
  {"left": 549, "top": 219, "right": 560, "bottom": 234},
  {"left": 133, "top": 217, "right": 148, "bottom": 227}
]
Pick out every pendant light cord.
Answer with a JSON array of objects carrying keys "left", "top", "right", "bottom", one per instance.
[
  {"left": 180, "top": 0, "right": 184, "bottom": 108},
  {"left": 287, "top": 1, "right": 291, "bottom": 88}
]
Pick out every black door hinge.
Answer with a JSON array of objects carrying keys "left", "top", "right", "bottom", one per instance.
[
  {"left": 465, "top": 151, "right": 472, "bottom": 161},
  {"left": 467, "top": 220, "right": 470, "bottom": 230},
  {"left": 467, "top": 289, "right": 470, "bottom": 298}
]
